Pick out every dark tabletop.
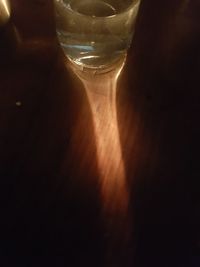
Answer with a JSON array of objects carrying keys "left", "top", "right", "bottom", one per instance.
[{"left": 0, "top": 0, "right": 200, "bottom": 266}]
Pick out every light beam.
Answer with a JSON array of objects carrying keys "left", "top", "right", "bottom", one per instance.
[{"left": 70, "top": 58, "right": 131, "bottom": 265}]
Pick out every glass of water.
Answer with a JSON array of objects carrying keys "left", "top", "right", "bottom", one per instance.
[{"left": 54, "top": 0, "right": 140, "bottom": 69}]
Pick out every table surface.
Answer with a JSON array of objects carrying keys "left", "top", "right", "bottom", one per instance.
[{"left": 0, "top": 0, "right": 200, "bottom": 266}]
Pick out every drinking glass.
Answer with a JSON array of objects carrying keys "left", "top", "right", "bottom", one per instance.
[{"left": 54, "top": 0, "right": 140, "bottom": 69}]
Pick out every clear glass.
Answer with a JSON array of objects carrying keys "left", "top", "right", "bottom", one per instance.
[{"left": 54, "top": 0, "right": 140, "bottom": 69}]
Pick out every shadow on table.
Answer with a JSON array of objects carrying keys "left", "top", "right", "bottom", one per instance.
[
  {"left": 117, "top": 0, "right": 200, "bottom": 266},
  {"left": 0, "top": 19, "right": 105, "bottom": 266}
]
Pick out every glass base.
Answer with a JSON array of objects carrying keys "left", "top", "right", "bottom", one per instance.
[{"left": 66, "top": 52, "right": 127, "bottom": 74}]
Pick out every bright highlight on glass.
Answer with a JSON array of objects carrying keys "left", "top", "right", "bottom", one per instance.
[{"left": 54, "top": 0, "right": 140, "bottom": 69}]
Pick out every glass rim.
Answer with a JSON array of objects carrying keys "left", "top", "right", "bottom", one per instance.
[{"left": 57, "top": 0, "right": 140, "bottom": 20}]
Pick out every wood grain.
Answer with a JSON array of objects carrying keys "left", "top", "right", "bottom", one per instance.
[{"left": 0, "top": 0, "right": 200, "bottom": 266}]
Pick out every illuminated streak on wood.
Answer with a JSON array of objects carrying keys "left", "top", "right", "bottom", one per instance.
[
  {"left": 70, "top": 58, "right": 132, "bottom": 265},
  {"left": 0, "top": 0, "right": 10, "bottom": 26}
]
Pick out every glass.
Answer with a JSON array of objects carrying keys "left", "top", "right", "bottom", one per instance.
[{"left": 54, "top": 0, "right": 140, "bottom": 69}]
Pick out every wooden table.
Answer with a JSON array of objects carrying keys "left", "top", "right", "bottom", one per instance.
[{"left": 0, "top": 0, "right": 200, "bottom": 266}]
